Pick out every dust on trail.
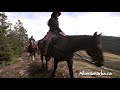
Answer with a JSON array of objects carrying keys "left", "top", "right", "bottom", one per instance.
[
  {"left": 0, "top": 53, "right": 53, "bottom": 78},
  {"left": 0, "top": 52, "right": 119, "bottom": 78}
]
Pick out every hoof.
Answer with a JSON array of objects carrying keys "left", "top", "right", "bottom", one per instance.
[
  {"left": 95, "top": 62, "right": 103, "bottom": 67},
  {"left": 70, "top": 75, "right": 75, "bottom": 78},
  {"left": 51, "top": 74, "right": 55, "bottom": 78}
]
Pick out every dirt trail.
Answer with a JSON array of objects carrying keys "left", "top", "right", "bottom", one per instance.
[{"left": 0, "top": 52, "right": 120, "bottom": 78}]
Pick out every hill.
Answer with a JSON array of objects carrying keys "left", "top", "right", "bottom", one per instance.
[{"left": 101, "top": 36, "right": 120, "bottom": 55}]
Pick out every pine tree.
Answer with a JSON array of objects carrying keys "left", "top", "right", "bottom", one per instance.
[
  {"left": 0, "top": 28, "right": 13, "bottom": 63},
  {"left": 0, "top": 13, "right": 13, "bottom": 63},
  {"left": 13, "top": 20, "right": 29, "bottom": 54},
  {"left": 0, "top": 12, "right": 29, "bottom": 65}
]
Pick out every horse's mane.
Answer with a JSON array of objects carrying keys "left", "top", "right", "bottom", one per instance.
[
  {"left": 53, "top": 35, "right": 93, "bottom": 46},
  {"left": 52, "top": 33, "right": 102, "bottom": 56}
]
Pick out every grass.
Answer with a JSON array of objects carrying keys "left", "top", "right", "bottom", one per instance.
[
  {"left": 103, "top": 52, "right": 120, "bottom": 71},
  {"left": 0, "top": 55, "right": 17, "bottom": 67},
  {"left": 75, "top": 50, "right": 120, "bottom": 71}
]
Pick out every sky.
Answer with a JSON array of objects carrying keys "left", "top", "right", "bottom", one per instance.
[{"left": 4, "top": 12, "right": 120, "bottom": 40}]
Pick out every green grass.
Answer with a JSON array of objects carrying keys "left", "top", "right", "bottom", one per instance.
[{"left": 0, "top": 55, "right": 17, "bottom": 67}]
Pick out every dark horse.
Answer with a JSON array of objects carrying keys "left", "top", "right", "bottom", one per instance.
[
  {"left": 38, "top": 32, "right": 104, "bottom": 78},
  {"left": 28, "top": 40, "right": 37, "bottom": 61}
]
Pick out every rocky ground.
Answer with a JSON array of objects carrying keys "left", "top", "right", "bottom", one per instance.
[{"left": 0, "top": 52, "right": 120, "bottom": 78}]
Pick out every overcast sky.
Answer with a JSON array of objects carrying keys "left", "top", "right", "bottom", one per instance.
[{"left": 4, "top": 12, "right": 120, "bottom": 40}]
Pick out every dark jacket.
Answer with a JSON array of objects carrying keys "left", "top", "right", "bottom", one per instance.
[
  {"left": 48, "top": 17, "right": 62, "bottom": 33},
  {"left": 29, "top": 38, "right": 35, "bottom": 43}
]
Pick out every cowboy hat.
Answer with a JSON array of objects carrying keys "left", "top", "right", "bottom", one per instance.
[{"left": 51, "top": 12, "right": 61, "bottom": 16}]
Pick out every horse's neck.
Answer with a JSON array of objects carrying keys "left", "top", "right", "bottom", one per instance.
[{"left": 55, "top": 36, "right": 91, "bottom": 53}]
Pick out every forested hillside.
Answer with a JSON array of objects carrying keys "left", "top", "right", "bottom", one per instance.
[
  {"left": 101, "top": 36, "right": 120, "bottom": 55},
  {"left": 0, "top": 12, "right": 29, "bottom": 65}
]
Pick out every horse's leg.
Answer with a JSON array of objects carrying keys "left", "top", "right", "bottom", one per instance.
[
  {"left": 34, "top": 49, "right": 36, "bottom": 57},
  {"left": 33, "top": 51, "right": 36, "bottom": 61},
  {"left": 52, "top": 60, "right": 58, "bottom": 78},
  {"left": 31, "top": 52, "right": 34, "bottom": 61},
  {"left": 67, "top": 59, "right": 74, "bottom": 78},
  {"left": 46, "top": 60, "right": 48, "bottom": 70},
  {"left": 29, "top": 53, "right": 32, "bottom": 60},
  {"left": 45, "top": 56, "right": 50, "bottom": 70},
  {"left": 41, "top": 54, "right": 44, "bottom": 68},
  {"left": 37, "top": 50, "right": 40, "bottom": 55},
  {"left": 32, "top": 55, "right": 35, "bottom": 61}
]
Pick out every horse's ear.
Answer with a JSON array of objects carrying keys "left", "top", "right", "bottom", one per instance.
[
  {"left": 93, "top": 32, "right": 97, "bottom": 36},
  {"left": 98, "top": 32, "right": 102, "bottom": 37}
]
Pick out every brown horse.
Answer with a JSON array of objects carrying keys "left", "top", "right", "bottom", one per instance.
[
  {"left": 38, "top": 32, "right": 104, "bottom": 78},
  {"left": 28, "top": 40, "right": 37, "bottom": 61}
]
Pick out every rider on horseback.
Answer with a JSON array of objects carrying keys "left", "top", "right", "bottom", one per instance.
[
  {"left": 29, "top": 35, "right": 35, "bottom": 43},
  {"left": 28, "top": 35, "right": 37, "bottom": 52},
  {"left": 43, "top": 12, "right": 66, "bottom": 56}
]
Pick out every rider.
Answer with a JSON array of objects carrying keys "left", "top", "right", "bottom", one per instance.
[
  {"left": 28, "top": 35, "right": 36, "bottom": 51},
  {"left": 29, "top": 35, "right": 35, "bottom": 43},
  {"left": 43, "top": 12, "right": 66, "bottom": 56}
]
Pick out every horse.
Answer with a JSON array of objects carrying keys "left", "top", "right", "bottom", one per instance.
[
  {"left": 28, "top": 40, "right": 37, "bottom": 61},
  {"left": 38, "top": 32, "right": 104, "bottom": 78},
  {"left": 38, "top": 39, "right": 51, "bottom": 69}
]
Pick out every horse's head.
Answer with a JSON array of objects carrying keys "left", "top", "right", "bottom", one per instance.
[
  {"left": 92, "top": 32, "right": 102, "bottom": 47},
  {"left": 30, "top": 40, "right": 36, "bottom": 49},
  {"left": 87, "top": 32, "right": 104, "bottom": 67},
  {"left": 30, "top": 40, "right": 34, "bottom": 45}
]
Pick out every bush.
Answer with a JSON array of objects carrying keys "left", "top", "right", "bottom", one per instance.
[{"left": 0, "top": 52, "right": 13, "bottom": 62}]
